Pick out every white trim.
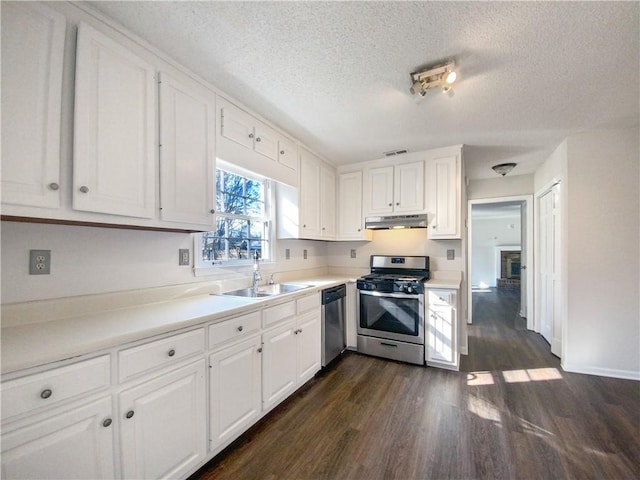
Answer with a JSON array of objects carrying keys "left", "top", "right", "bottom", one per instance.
[
  {"left": 561, "top": 362, "right": 640, "bottom": 381},
  {"left": 468, "top": 195, "right": 534, "bottom": 329}
]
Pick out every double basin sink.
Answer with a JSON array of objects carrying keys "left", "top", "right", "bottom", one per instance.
[{"left": 222, "top": 283, "right": 311, "bottom": 299}]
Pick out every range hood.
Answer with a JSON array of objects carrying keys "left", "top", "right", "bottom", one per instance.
[{"left": 365, "top": 214, "right": 428, "bottom": 230}]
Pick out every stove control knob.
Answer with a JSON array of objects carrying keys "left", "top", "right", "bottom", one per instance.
[{"left": 406, "top": 285, "right": 414, "bottom": 294}]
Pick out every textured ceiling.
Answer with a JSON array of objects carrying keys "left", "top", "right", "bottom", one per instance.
[{"left": 88, "top": 1, "right": 639, "bottom": 179}]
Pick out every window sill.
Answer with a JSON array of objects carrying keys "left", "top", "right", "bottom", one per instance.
[{"left": 193, "top": 261, "right": 276, "bottom": 277}]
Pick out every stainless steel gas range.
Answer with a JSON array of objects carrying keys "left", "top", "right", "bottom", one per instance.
[{"left": 356, "top": 255, "right": 429, "bottom": 365}]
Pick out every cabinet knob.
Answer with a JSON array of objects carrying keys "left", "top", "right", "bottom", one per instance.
[
  {"left": 210, "top": 209, "right": 215, "bottom": 214},
  {"left": 102, "top": 418, "right": 112, "bottom": 428},
  {"left": 79, "top": 186, "right": 89, "bottom": 193},
  {"left": 48, "top": 182, "right": 60, "bottom": 191},
  {"left": 432, "top": 225, "right": 437, "bottom": 229},
  {"left": 294, "top": 329, "right": 299, "bottom": 335},
  {"left": 303, "top": 224, "right": 306, "bottom": 228},
  {"left": 280, "top": 150, "right": 285, "bottom": 155},
  {"left": 125, "top": 410, "right": 135, "bottom": 419},
  {"left": 237, "top": 325, "right": 243, "bottom": 332},
  {"left": 396, "top": 202, "right": 400, "bottom": 206},
  {"left": 40, "top": 388, "right": 52, "bottom": 399},
  {"left": 248, "top": 133, "right": 254, "bottom": 139},
  {"left": 255, "top": 137, "right": 261, "bottom": 143},
  {"left": 168, "top": 349, "right": 176, "bottom": 357},
  {"left": 322, "top": 227, "right": 326, "bottom": 231},
  {"left": 388, "top": 203, "right": 392, "bottom": 207},
  {"left": 257, "top": 347, "right": 263, "bottom": 353},
  {"left": 357, "top": 228, "right": 361, "bottom": 232}
]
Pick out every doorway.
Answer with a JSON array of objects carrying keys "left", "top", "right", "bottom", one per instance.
[{"left": 467, "top": 195, "right": 534, "bottom": 330}]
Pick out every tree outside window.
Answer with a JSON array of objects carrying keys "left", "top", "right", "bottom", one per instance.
[{"left": 201, "top": 169, "right": 270, "bottom": 263}]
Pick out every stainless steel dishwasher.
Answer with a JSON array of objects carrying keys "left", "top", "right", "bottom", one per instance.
[{"left": 321, "top": 284, "right": 346, "bottom": 367}]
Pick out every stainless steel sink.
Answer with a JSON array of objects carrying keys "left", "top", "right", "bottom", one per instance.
[{"left": 222, "top": 283, "right": 311, "bottom": 298}]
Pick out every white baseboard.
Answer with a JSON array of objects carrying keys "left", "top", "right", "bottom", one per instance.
[{"left": 561, "top": 362, "right": 640, "bottom": 381}]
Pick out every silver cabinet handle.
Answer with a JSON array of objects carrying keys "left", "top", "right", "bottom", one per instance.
[
  {"left": 388, "top": 203, "right": 392, "bottom": 207},
  {"left": 248, "top": 133, "right": 254, "bottom": 139},
  {"left": 168, "top": 349, "right": 176, "bottom": 357},
  {"left": 40, "top": 389, "right": 52, "bottom": 399},
  {"left": 125, "top": 410, "right": 135, "bottom": 419},
  {"left": 280, "top": 150, "right": 285, "bottom": 155},
  {"left": 210, "top": 209, "right": 215, "bottom": 214},
  {"left": 49, "top": 182, "right": 60, "bottom": 191},
  {"left": 256, "top": 137, "right": 261, "bottom": 142},
  {"left": 79, "top": 186, "right": 89, "bottom": 193},
  {"left": 103, "top": 418, "right": 112, "bottom": 428},
  {"left": 396, "top": 202, "right": 400, "bottom": 206},
  {"left": 237, "top": 325, "right": 243, "bottom": 332},
  {"left": 257, "top": 347, "right": 263, "bottom": 353}
]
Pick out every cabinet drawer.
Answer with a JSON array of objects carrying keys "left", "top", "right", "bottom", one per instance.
[
  {"left": 118, "top": 329, "right": 204, "bottom": 383},
  {"left": 428, "top": 290, "right": 454, "bottom": 306},
  {"left": 262, "top": 301, "right": 296, "bottom": 329},
  {"left": 297, "top": 293, "right": 320, "bottom": 314},
  {"left": 1, "top": 355, "right": 111, "bottom": 420},
  {"left": 209, "top": 311, "right": 261, "bottom": 349}
]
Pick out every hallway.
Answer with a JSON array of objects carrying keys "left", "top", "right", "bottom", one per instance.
[{"left": 192, "top": 289, "right": 640, "bottom": 479}]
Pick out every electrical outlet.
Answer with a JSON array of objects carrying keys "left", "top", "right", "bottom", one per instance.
[
  {"left": 303, "top": 249, "right": 308, "bottom": 260},
  {"left": 350, "top": 249, "right": 357, "bottom": 259},
  {"left": 447, "top": 249, "right": 455, "bottom": 260},
  {"left": 179, "top": 249, "right": 190, "bottom": 266},
  {"left": 285, "top": 248, "right": 290, "bottom": 260},
  {"left": 29, "top": 250, "right": 51, "bottom": 275}
]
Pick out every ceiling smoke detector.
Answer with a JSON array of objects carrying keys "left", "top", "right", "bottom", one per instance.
[
  {"left": 492, "top": 163, "right": 517, "bottom": 176},
  {"left": 409, "top": 60, "right": 457, "bottom": 96}
]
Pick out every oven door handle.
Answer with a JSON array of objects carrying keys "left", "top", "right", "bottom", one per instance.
[{"left": 358, "top": 290, "right": 422, "bottom": 300}]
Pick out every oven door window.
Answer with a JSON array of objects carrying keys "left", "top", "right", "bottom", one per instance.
[{"left": 359, "top": 293, "right": 420, "bottom": 337}]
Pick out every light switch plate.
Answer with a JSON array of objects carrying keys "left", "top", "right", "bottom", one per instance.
[
  {"left": 447, "top": 249, "right": 455, "bottom": 260},
  {"left": 29, "top": 250, "right": 51, "bottom": 275},
  {"left": 179, "top": 249, "right": 190, "bottom": 266},
  {"left": 285, "top": 248, "right": 290, "bottom": 260},
  {"left": 303, "top": 249, "right": 308, "bottom": 260},
  {"left": 350, "top": 249, "right": 357, "bottom": 259}
]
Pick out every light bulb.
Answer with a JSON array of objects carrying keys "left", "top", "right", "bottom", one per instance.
[{"left": 445, "top": 70, "right": 457, "bottom": 85}]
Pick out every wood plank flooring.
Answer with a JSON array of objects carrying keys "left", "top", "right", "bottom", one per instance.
[{"left": 191, "top": 288, "right": 640, "bottom": 479}]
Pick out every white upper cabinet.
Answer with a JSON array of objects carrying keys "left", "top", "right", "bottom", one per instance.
[
  {"left": 73, "top": 22, "right": 156, "bottom": 219},
  {"left": 365, "top": 161, "right": 424, "bottom": 216},
  {"left": 426, "top": 150, "right": 462, "bottom": 239},
  {"left": 320, "top": 166, "right": 336, "bottom": 239},
  {"left": 1, "top": 2, "right": 65, "bottom": 209},
  {"left": 299, "top": 150, "right": 322, "bottom": 238},
  {"left": 277, "top": 136, "right": 298, "bottom": 172},
  {"left": 337, "top": 171, "right": 372, "bottom": 241},
  {"left": 158, "top": 72, "right": 216, "bottom": 229}
]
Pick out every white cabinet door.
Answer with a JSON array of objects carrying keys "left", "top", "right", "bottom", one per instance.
[
  {"left": 277, "top": 136, "right": 298, "bottom": 172},
  {"left": 338, "top": 171, "right": 369, "bottom": 240},
  {"left": 219, "top": 100, "right": 254, "bottom": 149},
  {"left": 209, "top": 335, "right": 262, "bottom": 449},
  {"left": 1, "top": 2, "right": 65, "bottom": 209},
  {"left": 299, "top": 150, "right": 322, "bottom": 238},
  {"left": 262, "top": 321, "right": 297, "bottom": 411},
  {"left": 254, "top": 122, "right": 279, "bottom": 161},
  {"left": 159, "top": 72, "right": 215, "bottom": 228},
  {"left": 1, "top": 397, "right": 115, "bottom": 479},
  {"left": 320, "top": 166, "right": 336, "bottom": 239},
  {"left": 119, "top": 359, "right": 207, "bottom": 480},
  {"left": 427, "top": 155, "right": 460, "bottom": 238},
  {"left": 296, "top": 311, "right": 321, "bottom": 384},
  {"left": 73, "top": 22, "right": 156, "bottom": 218},
  {"left": 426, "top": 289, "right": 458, "bottom": 369},
  {"left": 395, "top": 161, "right": 424, "bottom": 212},
  {"left": 367, "top": 166, "right": 394, "bottom": 215}
]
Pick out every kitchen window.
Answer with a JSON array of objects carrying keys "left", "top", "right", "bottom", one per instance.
[{"left": 195, "top": 166, "right": 272, "bottom": 269}]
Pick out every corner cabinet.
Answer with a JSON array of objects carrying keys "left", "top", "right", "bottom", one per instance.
[
  {"left": 73, "top": 22, "right": 157, "bottom": 219},
  {"left": 426, "top": 289, "right": 459, "bottom": 370},
  {"left": 158, "top": 72, "right": 216, "bottom": 229},
  {"left": 426, "top": 149, "right": 463, "bottom": 239},
  {"left": 0, "top": 1, "right": 66, "bottom": 210},
  {"left": 276, "top": 148, "right": 336, "bottom": 241},
  {"left": 337, "top": 171, "right": 372, "bottom": 241},
  {"left": 365, "top": 161, "right": 425, "bottom": 216}
]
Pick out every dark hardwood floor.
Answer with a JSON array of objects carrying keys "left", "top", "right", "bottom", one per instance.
[{"left": 191, "top": 288, "right": 640, "bottom": 479}]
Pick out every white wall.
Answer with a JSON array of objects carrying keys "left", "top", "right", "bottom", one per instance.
[
  {"left": 560, "top": 126, "right": 640, "bottom": 379},
  {"left": 471, "top": 216, "right": 521, "bottom": 287},
  {"left": 468, "top": 174, "right": 534, "bottom": 200},
  {"left": 0, "top": 221, "right": 328, "bottom": 304}
]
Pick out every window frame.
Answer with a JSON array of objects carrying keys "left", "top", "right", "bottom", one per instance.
[{"left": 194, "top": 163, "right": 274, "bottom": 274}]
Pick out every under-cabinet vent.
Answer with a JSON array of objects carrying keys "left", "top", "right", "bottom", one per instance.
[{"left": 383, "top": 149, "right": 408, "bottom": 157}]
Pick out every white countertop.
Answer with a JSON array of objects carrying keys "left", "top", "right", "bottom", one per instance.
[
  {"left": 1, "top": 276, "right": 353, "bottom": 375},
  {"left": 426, "top": 271, "right": 463, "bottom": 289}
]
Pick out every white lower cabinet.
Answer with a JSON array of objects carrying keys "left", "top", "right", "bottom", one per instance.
[
  {"left": 118, "top": 359, "right": 207, "bottom": 479},
  {"left": 296, "top": 312, "right": 322, "bottom": 384},
  {"left": 1, "top": 396, "right": 115, "bottom": 479},
  {"left": 209, "top": 334, "right": 262, "bottom": 450},
  {"left": 426, "top": 289, "right": 459, "bottom": 370}
]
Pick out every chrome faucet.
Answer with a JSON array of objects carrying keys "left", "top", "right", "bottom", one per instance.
[{"left": 252, "top": 251, "right": 262, "bottom": 292}]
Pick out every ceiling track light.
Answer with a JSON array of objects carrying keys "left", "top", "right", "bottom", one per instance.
[{"left": 409, "top": 60, "right": 457, "bottom": 96}]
